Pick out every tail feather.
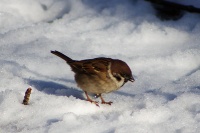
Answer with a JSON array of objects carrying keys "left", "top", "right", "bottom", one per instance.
[{"left": 51, "top": 50, "right": 74, "bottom": 63}]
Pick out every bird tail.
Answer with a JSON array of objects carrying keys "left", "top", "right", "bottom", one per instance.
[{"left": 51, "top": 50, "right": 74, "bottom": 63}]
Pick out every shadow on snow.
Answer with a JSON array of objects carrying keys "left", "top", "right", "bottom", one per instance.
[{"left": 25, "top": 79, "right": 84, "bottom": 100}]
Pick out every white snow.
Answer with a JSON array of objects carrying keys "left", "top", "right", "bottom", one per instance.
[{"left": 0, "top": 0, "right": 200, "bottom": 133}]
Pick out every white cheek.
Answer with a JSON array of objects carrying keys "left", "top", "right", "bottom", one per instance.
[
  {"left": 114, "top": 76, "right": 125, "bottom": 88},
  {"left": 107, "top": 64, "right": 125, "bottom": 88}
]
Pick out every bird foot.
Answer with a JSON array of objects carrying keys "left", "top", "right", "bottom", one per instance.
[
  {"left": 101, "top": 101, "right": 113, "bottom": 105},
  {"left": 85, "top": 91, "right": 99, "bottom": 107},
  {"left": 87, "top": 99, "right": 99, "bottom": 107}
]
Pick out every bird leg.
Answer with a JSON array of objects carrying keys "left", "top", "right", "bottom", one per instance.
[
  {"left": 99, "top": 94, "right": 113, "bottom": 105},
  {"left": 84, "top": 91, "right": 99, "bottom": 107}
]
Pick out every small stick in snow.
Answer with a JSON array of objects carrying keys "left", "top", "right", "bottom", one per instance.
[{"left": 22, "top": 88, "right": 32, "bottom": 105}]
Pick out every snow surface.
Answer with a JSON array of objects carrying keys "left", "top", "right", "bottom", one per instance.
[{"left": 0, "top": 0, "right": 200, "bottom": 133}]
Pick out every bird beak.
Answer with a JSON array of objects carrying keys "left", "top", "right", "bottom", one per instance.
[{"left": 129, "top": 77, "right": 135, "bottom": 82}]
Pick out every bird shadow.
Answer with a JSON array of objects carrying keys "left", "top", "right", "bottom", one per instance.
[
  {"left": 25, "top": 79, "right": 84, "bottom": 100},
  {"left": 113, "top": 91, "right": 136, "bottom": 98},
  {"left": 114, "top": 88, "right": 177, "bottom": 102},
  {"left": 146, "top": 89, "right": 177, "bottom": 101},
  {"left": 190, "top": 86, "right": 200, "bottom": 94}
]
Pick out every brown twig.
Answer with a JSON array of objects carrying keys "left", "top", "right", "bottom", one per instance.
[{"left": 22, "top": 88, "right": 32, "bottom": 105}]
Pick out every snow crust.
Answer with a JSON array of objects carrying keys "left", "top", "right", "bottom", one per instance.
[{"left": 0, "top": 0, "right": 200, "bottom": 132}]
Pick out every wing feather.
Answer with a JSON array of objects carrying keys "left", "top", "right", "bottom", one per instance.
[{"left": 70, "top": 58, "right": 111, "bottom": 75}]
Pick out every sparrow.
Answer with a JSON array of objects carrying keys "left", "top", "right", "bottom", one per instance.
[{"left": 51, "top": 50, "right": 134, "bottom": 106}]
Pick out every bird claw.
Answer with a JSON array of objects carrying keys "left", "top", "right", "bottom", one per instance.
[
  {"left": 100, "top": 94, "right": 113, "bottom": 105},
  {"left": 94, "top": 102, "right": 100, "bottom": 107},
  {"left": 87, "top": 99, "right": 100, "bottom": 107},
  {"left": 101, "top": 101, "right": 113, "bottom": 105},
  {"left": 85, "top": 92, "right": 112, "bottom": 106}
]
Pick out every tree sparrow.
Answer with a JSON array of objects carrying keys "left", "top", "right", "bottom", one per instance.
[{"left": 51, "top": 50, "right": 134, "bottom": 106}]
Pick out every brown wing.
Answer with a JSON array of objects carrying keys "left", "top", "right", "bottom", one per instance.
[{"left": 69, "top": 58, "right": 111, "bottom": 75}]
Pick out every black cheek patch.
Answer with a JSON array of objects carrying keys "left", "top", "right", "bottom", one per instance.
[{"left": 114, "top": 75, "right": 121, "bottom": 81}]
